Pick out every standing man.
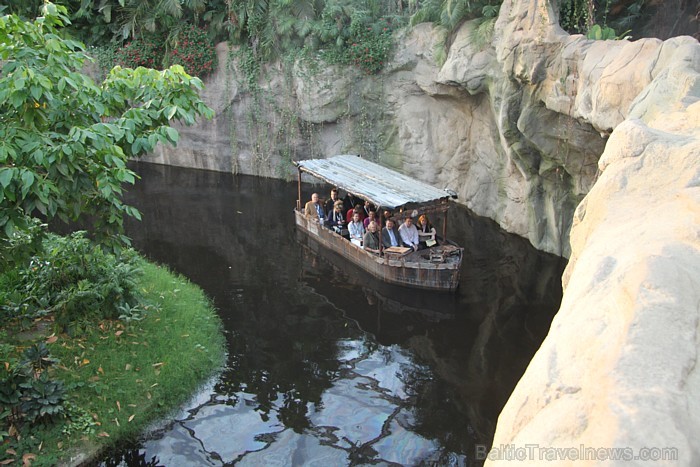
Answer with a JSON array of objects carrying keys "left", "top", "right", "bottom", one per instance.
[
  {"left": 324, "top": 188, "right": 341, "bottom": 218},
  {"left": 304, "top": 193, "right": 325, "bottom": 225},
  {"left": 362, "top": 200, "right": 375, "bottom": 218},
  {"left": 343, "top": 192, "right": 358, "bottom": 214},
  {"left": 398, "top": 216, "right": 420, "bottom": 251}
]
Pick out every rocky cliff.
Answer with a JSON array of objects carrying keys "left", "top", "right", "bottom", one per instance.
[
  {"left": 144, "top": 4, "right": 614, "bottom": 257},
  {"left": 484, "top": 1, "right": 700, "bottom": 466}
]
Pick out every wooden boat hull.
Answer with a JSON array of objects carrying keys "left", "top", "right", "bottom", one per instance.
[{"left": 295, "top": 210, "right": 462, "bottom": 292}]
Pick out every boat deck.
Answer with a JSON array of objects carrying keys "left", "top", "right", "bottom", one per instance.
[
  {"left": 295, "top": 209, "right": 462, "bottom": 291},
  {"left": 381, "top": 243, "right": 462, "bottom": 265}
]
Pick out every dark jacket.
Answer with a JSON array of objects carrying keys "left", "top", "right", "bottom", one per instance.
[
  {"left": 381, "top": 226, "right": 401, "bottom": 248},
  {"left": 324, "top": 198, "right": 340, "bottom": 218},
  {"left": 327, "top": 209, "right": 345, "bottom": 230}
]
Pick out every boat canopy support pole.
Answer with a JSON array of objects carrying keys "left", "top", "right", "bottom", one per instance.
[
  {"left": 378, "top": 208, "right": 384, "bottom": 256},
  {"left": 297, "top": 168, "right": 302, "bottom": 211},
  {"left": 443, "top": 210, "right": 448, "bottom": 241}
]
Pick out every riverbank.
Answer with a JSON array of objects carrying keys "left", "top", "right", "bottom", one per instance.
[{"left": 0, "top": 258, "right": 226, "bottom": 467}]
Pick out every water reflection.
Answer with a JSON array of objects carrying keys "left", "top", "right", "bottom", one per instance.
[{"left": 92, "top": 162, "right": 566, "bottom": 466}]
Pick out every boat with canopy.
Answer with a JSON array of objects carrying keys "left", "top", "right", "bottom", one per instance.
[{"left": 294, "top": 154, "right": 463, "bottom": 292}]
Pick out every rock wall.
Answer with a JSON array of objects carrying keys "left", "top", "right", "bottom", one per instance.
[
  {"left": 144, "top": 12, "right": 612, "bottom": 257},
  {"left": 485, "top": 1, "right": 700, "bottom": 465}
]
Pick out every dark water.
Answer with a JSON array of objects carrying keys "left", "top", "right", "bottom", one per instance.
[{"left": 93, "top": 162, "right": 566, "bottom": 466}]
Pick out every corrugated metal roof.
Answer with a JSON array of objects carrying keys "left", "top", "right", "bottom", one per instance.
[{"left": 294, "top": 154, "right": 453, "bottom": 210}]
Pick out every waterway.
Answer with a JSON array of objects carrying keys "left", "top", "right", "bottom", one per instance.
[{"left": 93, "top": 162, "right": 567, "bottom": 466}]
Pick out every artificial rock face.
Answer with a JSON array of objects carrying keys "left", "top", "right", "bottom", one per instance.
[
  {"left": 145, "top": 1, "right": 696, "bottom": 258},
  {"left": 485, "top": 1, "right": 700, "bottom": 466},
  {"left": 147, "top": 13, "right": 610, "bottom": 256}
]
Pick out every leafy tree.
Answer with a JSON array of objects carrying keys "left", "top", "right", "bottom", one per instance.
[
  {"left": 409, "top": 0, "right": 500, "bottom": 30},
  {"left": 0, "top": 3, "right": 214, "bottom": 265}
]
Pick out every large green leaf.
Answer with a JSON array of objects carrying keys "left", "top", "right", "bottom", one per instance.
[
  {"left": 0, "top": 168, "right": 14, "bottom": 189},
  {"left": 0, "top": 2, "right": 213, "bottom": 262}
]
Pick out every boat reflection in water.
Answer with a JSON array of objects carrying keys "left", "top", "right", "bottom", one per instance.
[{"left": 297, "top": 229, "right": 457, "bottom": 334}]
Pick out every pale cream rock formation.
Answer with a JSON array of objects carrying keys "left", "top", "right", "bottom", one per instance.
[{"left": 487, "top": 1, "right": 700, "bottom": 466}]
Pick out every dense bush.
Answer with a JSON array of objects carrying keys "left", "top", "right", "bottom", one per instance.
[
  {"left": 114, "top": 31, "right": 165, "bottom": 70},
  {"left": 169, "top": 24, "right": 218, "bottom": 78},
  {"left": 0, "top": 339, "right": 66, "bottom": 430},
  {"left": 346, "top": 17, "right": 394, "bottom": 74},
  {"left": 2, "top": 232, "right": 144, "bottom": 330},
  {"left": 112, "top": 26, "right": 218, "bottom": 78}
]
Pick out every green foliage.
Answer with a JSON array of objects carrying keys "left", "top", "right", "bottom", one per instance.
[
  {"left": 224, "top": 1, "right": 404, "bottom": 75},
  {"left": 19, "top": 372, "right": 66, "bottom": 424},
  {"left": 111, "top": 25, "right": 217, "bottom": 78},
  {"left": 346, "top": 16, "right": 394, "bottom": 74},
  {"left": 0, "top": 338, "right": 66, "bottom": 429},
  {"left": 7, "top": 232, "right": 144, "bottom": 329},
  {"left": 115, "top": 31, "right": 166, "bottom": 69},
  {"left": 0, "top": 218, "right": 45, "bottom": 271},
  {"left": 559, "top": 0, "right": 640, "bottom": 39},
  {"left": 409, "top": 0, "right": 500, "bottom": 31},
  {"left": 0, "top": 255, "right": 226, "bottom": 464},
  {"left": 559, "top": 0, "right": 593, "bottom": 34},
  {"left": 61, "top": 400, "right": 99, "bottom": 436},
  {"left": 470, "top": 17, "right": 496, "bottom": 49},
  {"left": 21, "top": 343, "right": 58, "bottom": 373},
  {"left": 89, "top": 43, "right": 121, "bottom": 79},
  {"left": 0, "top": 3, "right": 214, "bottom": 263},
  {"left": 169, "top": 24, "right": 218, "bottom": 77},
  {"left": 0, "top": 354, "right": 24, "bottom": 413},
  {"left": 586, "top": 23, "right": 627, "bottom": 40}
]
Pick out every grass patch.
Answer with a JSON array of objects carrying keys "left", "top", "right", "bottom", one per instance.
[{"left": 1, "top": 260, "right": 226, "bottom": 466}]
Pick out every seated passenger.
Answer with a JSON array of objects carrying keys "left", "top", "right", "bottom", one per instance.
[
  {"left": 348, "top": 212, "right": 365, "bottom": 245},
  {"left": 417, "top": 214, "right": 437, "bottom": 247},
  {"left": 304, "top": 193, "right": 325, "bottom": 225},
  {"left": 398, "top": 216, "right": 420, "bottom": 251},
  {"left": 363, "top": 210, "right": 377, "bottom": 229},
  {"left": 327, "top": 200, "right": 347, "bottom": 235},
  {"left": 381, "top": 219, "right": 401, "bottom": 248},
  {"left": 363, "top": 221, "right": 381, "bottom": 255},
  {"left": 345, "top": 203, "right": 365, "bottom": 224}
]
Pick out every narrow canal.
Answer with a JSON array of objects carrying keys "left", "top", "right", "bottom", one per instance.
[{"left": 94, "top": 162, "right": 567, "bottom": 466}]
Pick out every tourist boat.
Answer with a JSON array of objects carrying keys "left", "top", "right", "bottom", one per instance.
[{"left": 293, "top": 154, "right": 463, "bottom": 292}]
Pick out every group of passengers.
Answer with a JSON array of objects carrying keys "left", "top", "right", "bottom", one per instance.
[{"left": 304, "top": 188, "right": 437, "bottom": 255}]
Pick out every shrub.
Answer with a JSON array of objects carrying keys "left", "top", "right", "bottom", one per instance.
[
  {"left": 115, "top": 32, "right": 165, "bottom": 70},
  {"left": 347, "top": 16, "right": 394, "bottom": 75},
  {"left": 7, "top": 232, "right": 144, "bottom": 329},
  {"left": 169, "top": 24, "right": 218, "bottom": 78},
  {"left": 89, "top": 43, "right": 121, "bottom": 79},
  {"left": 0, "top": 340, "right": 66, "bottom": 428},
  {"left": 19, "top": 372, "right": 66, "bottom": 424}
]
